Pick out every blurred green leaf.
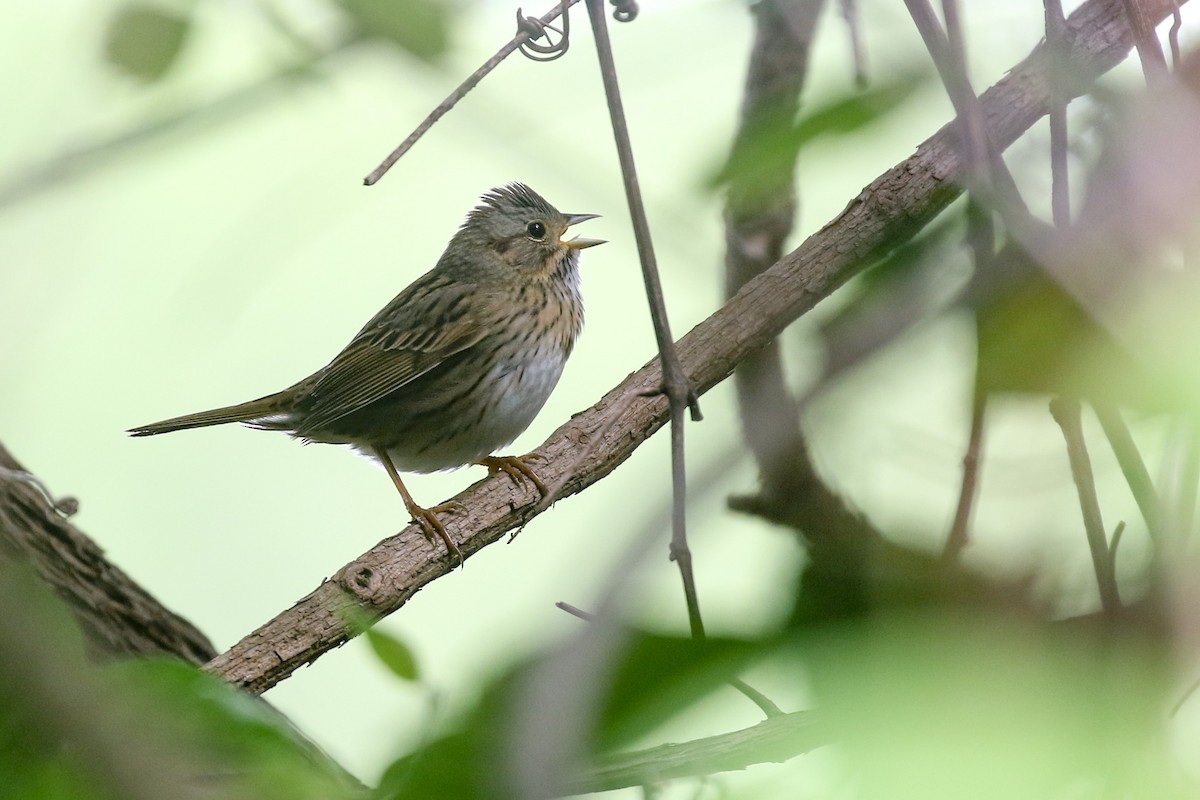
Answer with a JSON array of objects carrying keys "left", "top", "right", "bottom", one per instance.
[
  {"left": 595, "top": 632, "right": 760, "bottom": 752},
  {"left": 798, "top": 608, "right": 1174, "bottom": 800},
  {"left": 709, "top": 72, "right": 927, "bottom": 196},
  {"left": 0, "top": 702, "right": 91, "bottom": 800},
  {"left": 375, "top": 729, "right": 484, "bottom": 800},
  {"left": 340, "top": 607, "right": 421, "bottom": 682},
  {"left": 339, "top": 0, "right": 454, "bottom": 61},
  {"left": 973, "top": 243, "right": 1174, "bottom": 410},
  {"left": 109, "top": 659, "right": 362, "bottom": 800},
  {"left": 105, "top": 5, "right": 191, "bottom": 82},
  {"left": 366, "top": 627, "right": 421, "bottom": 682},
  {"left": 374, "top": 630, "right": 763, "bottom": 800}
]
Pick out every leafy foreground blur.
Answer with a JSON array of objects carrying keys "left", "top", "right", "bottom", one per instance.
[{"left": 2, "top": 537, "right": 1187, "bottom": 799}]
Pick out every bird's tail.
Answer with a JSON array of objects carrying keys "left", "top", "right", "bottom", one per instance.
[{"left": 128, "top": 391, "right": 292, "bottom": 437}]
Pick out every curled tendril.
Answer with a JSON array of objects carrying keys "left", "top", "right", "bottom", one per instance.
[
  {"left": 611, "top": 0, "right": 638, "bottom": 22},
  {"left": 0, "top": 466, "right": 78, "bottom": 517},
  {"left": 516, "top": 4, "right": 570, "bottom": 62}
]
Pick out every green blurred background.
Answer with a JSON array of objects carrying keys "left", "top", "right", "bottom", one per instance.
[{"left": 4, "top": 0, "right": 1198, "bottom": 793}]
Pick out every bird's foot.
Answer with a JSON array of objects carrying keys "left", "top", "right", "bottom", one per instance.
[
  {"left": 477, "top": 454, "right": 549, "bottom": 498},
  {"left": 408, "top": 502, "right": 466, "bottom": 565}
]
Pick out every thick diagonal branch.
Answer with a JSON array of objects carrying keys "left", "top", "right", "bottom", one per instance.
[
  {"left": 0, "top": 442, "right": 216, "bottom": 664},
  {"left": 207, "top": 0, "right": 1183, "bottom": 696}
]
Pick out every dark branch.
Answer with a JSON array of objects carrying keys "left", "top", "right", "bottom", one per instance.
[
  {"left": 1049, "top": 398, "right": 1122, "bottom": 615},
  {"left": 722, "top": 0, "right": 826, "bottom": 540},
  {"left": 0, "top": 442, "right": 216, "bottom": 664},
  {"left": 568, "top": 710, "right": 824, "bottom": 794},
  {"left": 584, "top": 0, "right": 705, "bottom": 644}
]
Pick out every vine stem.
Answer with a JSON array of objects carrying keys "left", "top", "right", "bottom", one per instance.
[
  {"left": 584, "top": 0, "right": 705, "bottom": 639},
  {"left": 362, "top": 0, "right": 584, "bottom": 185}
]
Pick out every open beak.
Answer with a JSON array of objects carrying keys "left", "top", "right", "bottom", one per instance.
[{"left": 562, "top": 213, "right": 605, "bottom": 250}]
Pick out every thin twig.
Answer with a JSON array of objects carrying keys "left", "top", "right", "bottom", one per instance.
[
  {"left": 1093, "top": 402, "right": 1162, "bottom": 544},
  {"left": 584, "top": 0, "right": 704, "bottom": 642},
  {"left": 939, "top": 0, "right": 991, "bottom": 186},
  {"left": 555, "top": 601, "right": 593, "bottom": 620},
  {"left": 1120, "top": 0, "right": 1169, "bottom": 80},
  {"left": 941, "top": 0, "right": 997, "bottom": 565},
  {"left": 1169, "top": 2, "right": 1183, "bottom": 68},
  {"left": 902, "top": 0, "right": 1028, "bottom": 222},
  {"left": 905, "top": 0, "right": 999, "bottom": 562},
  {"left": 1045, "top": 0, "right": 1072, "bottom": 227},
  {"left": 943, "top": 393, "right": 985, "bottom": 560},
  {"left": 1049, "top": 398, "right": 1121, "bottom": 616},
  {"left": 1108, "top": 520, "right": 1126, "bottom": 568},
  {"left": 728, "top": 679, "right": 784, "bottom": 718},
  {"left": 904, "top": 1, "right": 989, "bottom": 187},
  {"left": 362, "top": 0, "right": 583, "bottom": 185},
  {"left": 838, "top": 0, "right": 867, "bottom": 88}
]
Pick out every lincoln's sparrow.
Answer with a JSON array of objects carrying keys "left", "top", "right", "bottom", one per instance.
[{"left": 130, "top": 183, "right": 603, "bottom": 561}]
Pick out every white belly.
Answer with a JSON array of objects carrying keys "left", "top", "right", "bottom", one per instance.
[{"left": 384, "top": 345, "right": 568, "bottom": 473}]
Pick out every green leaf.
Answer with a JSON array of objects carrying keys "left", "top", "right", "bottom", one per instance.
[
  {"left": 340, "top": 0, "right": 454, "bottom": 61},
  {"left": 595, "top": 632, "right": 760, "bottom": 751},
  {"left": 339, "top": 606, "right": 420, "bottom": 682},
  {"left": 366, "top": 627, "right": 421, "bottom": 682},
  {"left": 709, "top": 72, "right": 927, "bottom": 195},
  {"left": 105, "top": 5, "right": 191, "bottom": 82},
  {"left": 372, "top": 630, "right": 764, "bottom": 800},
  {"left": 109, "top": 659, "right": 361, "bottom": 800}
]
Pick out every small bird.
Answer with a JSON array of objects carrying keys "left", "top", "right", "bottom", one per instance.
[{"left": 130, "top": 183, "right": 603, "bottom": 561}]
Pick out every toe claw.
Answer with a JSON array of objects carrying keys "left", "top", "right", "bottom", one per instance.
[
  {"left": 408, "top": 505, "right": 463, "bottom": 566},
  {"left": 478, "top": 455, "right": 549, "bottom": 498}
]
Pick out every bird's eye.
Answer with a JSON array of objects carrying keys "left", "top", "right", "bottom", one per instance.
[{"left": 526, "top": 221, "right": 546, "bottom": 240}]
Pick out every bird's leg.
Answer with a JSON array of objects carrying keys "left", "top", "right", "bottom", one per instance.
[
  {"left": 374, "top": 447, "right": 464, "bottom": 564},
  {"left": 477, "top": 454, "right": 549, "bottom": 498}
]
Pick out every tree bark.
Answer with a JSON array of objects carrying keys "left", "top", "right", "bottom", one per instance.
[{"left": 0, "top": 442, "right": 216, "bottom": 664}]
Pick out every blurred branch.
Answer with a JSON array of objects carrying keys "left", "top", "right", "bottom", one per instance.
[
  {"left": 0, "top": 35, "right": 364, "bottom": 211},
  {"left": 1049, "top": 399, "right": 1122, "bottom": 615},
  {"left": 942, "top": 394, "right": 985, "bottom": 561},
  {"left": 1094, "top": 402, "right": 1162, "bottom": 543},
  {"left": 838, "top": 0, "right": 867, "bottom": 87},
  {"left": 0, "top": 441, "right": 216, "bottom": 664},
  {"left": 207, "top": 0, "right": 1185, "bottom": 695},
  {"left": 904, "top": 0, "right": 1003, "bottom": 561},
  {"left": 1121, "top": 0, "right": 1170, "bottom": 79},
  {"left": 722, "top": 0, "right": 828, "bottom": 542},
  {"left": 568, "top": 710, "right": 824, "bottom": 794},
  {"left": 1046, "top": 0, "right": 1072, "bottom": 226}
]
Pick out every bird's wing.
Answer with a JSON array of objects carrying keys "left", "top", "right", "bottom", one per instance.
[{"left": 294, "top": 273, "right": 490, "bottom": 435}]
